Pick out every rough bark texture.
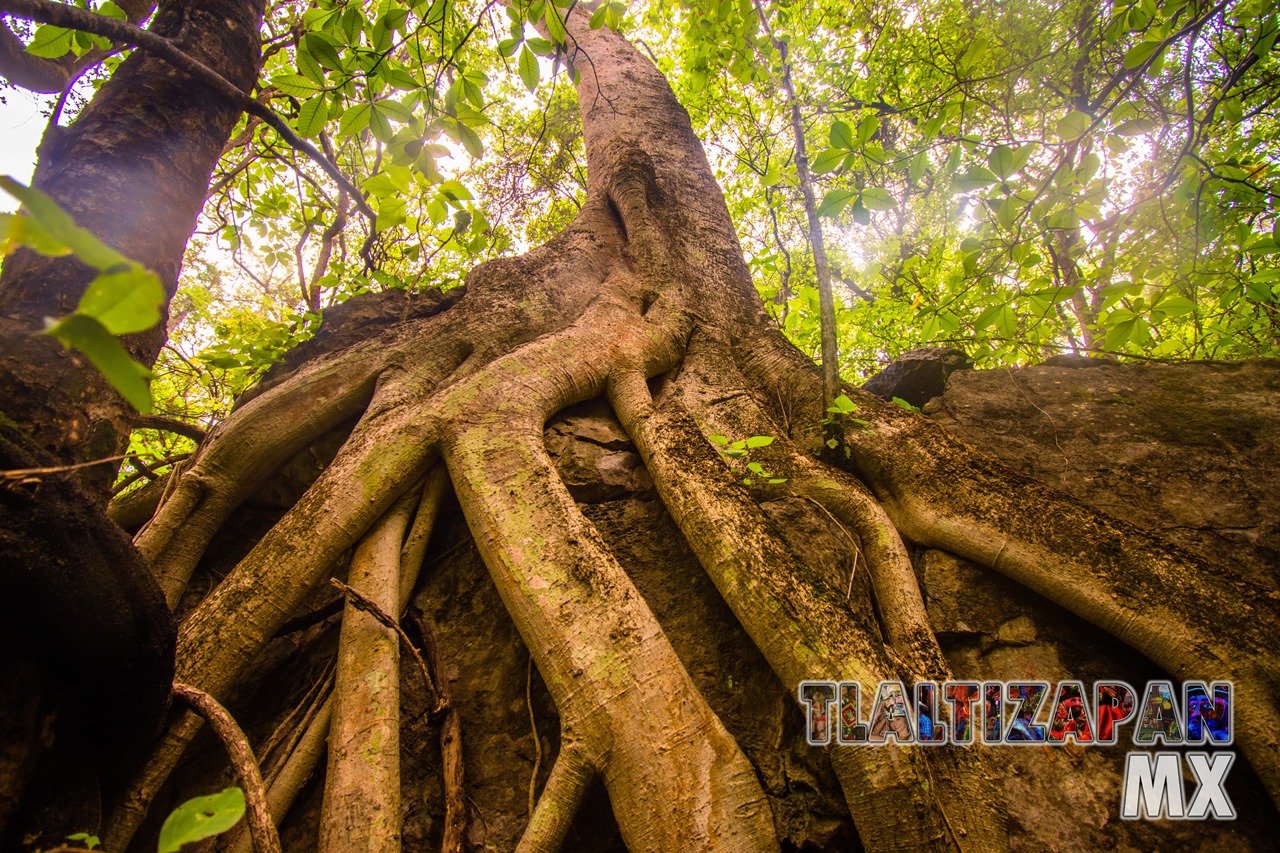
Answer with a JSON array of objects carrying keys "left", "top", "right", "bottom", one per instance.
[
  {"left": 0, "top": 0, "right": 265, "bottom": 485},
  {"left": 111, "top": 349, "right": 1279, "bottom": 852},
  {"left": 0, "top": 0, "right": 265, "bottom": 842}
]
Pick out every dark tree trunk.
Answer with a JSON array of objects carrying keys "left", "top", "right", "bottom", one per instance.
[
  {"left": 0, "top": 0, "right": 265, "bottom": 495},
  {"left": 0, "top": 0, "right": 265, "bottom": 843}
]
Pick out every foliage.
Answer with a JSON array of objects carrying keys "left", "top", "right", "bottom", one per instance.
[
  {"left": 0, "top": 177, "right": 163, "bottom": 412},
  {"left": 12, "top": 0, "right": 1278, "bottom": 432},
  {"left": 709, "top": 433, "right": 787, "bottom": 484},
  {"left": 156, "top": 787, "right": 246, "bottom": 853},
  {"left": 657, "top": 0, "right": 1279, "bottom": 373}
]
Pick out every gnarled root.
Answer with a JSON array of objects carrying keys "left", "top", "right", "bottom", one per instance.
[
  {"left": 609, "top": 368, "right": 1006, "bottom": 850},
  {"left": 445, "top": 412, "right": 777, "bottom": 849}
]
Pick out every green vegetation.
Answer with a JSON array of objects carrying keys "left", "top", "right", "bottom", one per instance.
[{"left": 8, "top": 0, "right": 1278, "bottom": 488}]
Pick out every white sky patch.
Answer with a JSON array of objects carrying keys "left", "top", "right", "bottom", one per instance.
[{"left": 0, "top": 88, "right": 50, "bottom": 208}]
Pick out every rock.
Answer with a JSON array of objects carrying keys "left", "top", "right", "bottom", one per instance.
[
  {"left": 930, "top": 359, "right": 1280, "bottom": 592},
  {"left": 860, "top": 346, "right": 973, "bottom": 408},
  {"left": 543, "top": 399, "right": 653, "bottom": 502},
  {"left": 919, "top": 358, "right": 1280, "bottom": 851}
]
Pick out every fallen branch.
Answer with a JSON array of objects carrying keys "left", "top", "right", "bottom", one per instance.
[
  {"left": 330, "top": 577, "right": 437, "bottom": 703},
  {"left": 1, "top": 452, "right": 133, "bottom": 481},
  {"left": 409, "top": 608, "right": 465, "bottom": 850},
  {"left": 172, "top": 682, "right": 282, "bottom": 853}
]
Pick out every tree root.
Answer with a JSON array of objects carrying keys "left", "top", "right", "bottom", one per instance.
[
  {"left": 517, "top": 746, "right": 594, "bottom": 853},
  {"left": 739, "top": 324, "right": 1280, "bottom": 809},
  {"left": 105, "top": 399, "right": 440, "bottom": 850},
  {"left": 446, "top": 408, "right": 778, "bottom": 850},
  {"left": 136, "top": 354, "right": 383, "bottom": 608},
  {"left": 172, "top": 683, "right": 280, "bottom": 853},
  {"left": 609, "top": 368, "right": 1006, "bottom": 850},
  {"left": 320, "top": 493, "right": 416, "bottom": 853},
  {"left": 834, "top": 396, "right": 1280, "bottom": 807},
  {"left": 226, "top": 671, "right": 335, "bottom": 853}
]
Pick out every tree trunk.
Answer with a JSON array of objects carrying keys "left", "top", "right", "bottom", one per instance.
[
  {"left": 0, "top": 0, "right": 265, "bottom": 490},
  {"left": 0, "top": 0, "right": 265, "bottom": 843},
  {"left": 10, "top": 6, "right": 1263, "bottom": 852}
]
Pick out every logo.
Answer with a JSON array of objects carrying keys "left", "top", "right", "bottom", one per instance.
[{"left": 798, "top": 679, "right": 1235, "bottom": 820}]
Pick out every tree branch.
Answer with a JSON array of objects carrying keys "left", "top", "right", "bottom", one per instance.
[
  {"left": 173, "top": 682, "right": 282, "bottom": 853},
  {"left": 0, "top": 0, "right": 375, "bottom": 224},
  {"left": 135, "top": 414, "right": 208, "bottom": 443}
]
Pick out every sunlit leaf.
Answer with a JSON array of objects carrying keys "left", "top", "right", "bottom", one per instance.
[
  {"left": 518, "top": 44, "right": 540, "bottom": 92},
  {"left": 45, "top": 315, "right": 153, "bottom": 413},
  {"left": 157, "top": 788, "right": 246, "bottom": 853}
]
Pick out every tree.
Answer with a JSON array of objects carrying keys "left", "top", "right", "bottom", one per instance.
[{"left": 0, "top": 0, "right": 1277, "bottom": 850}]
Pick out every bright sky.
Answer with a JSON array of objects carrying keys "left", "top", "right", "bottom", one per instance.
[{"left": 0, "top": 89, "right": 46, "bottom": 197}]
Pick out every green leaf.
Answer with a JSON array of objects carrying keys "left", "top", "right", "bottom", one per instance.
[
  {"left": 830, "top": 393, "right": 858, "bottom": 414},
  {"left": 1123, "top": 40, "right": 1161, "bottom": 69},
  {"left": 77, "top": 267, "right": 165, "bottom": 334},
  {"left": 26, "top": 25, "right": 75, "bottom": 58},
  {"left": 157, "top": 788, "right": 246, "bottom": 853},
  {"left": 527, "top": 37, "right": 555, "bottom": 56},
  {"left": 891, "top": 396, "right": 922, "bottom": 413},
  {"left": 295, "top": 97, "right": 328, "bottom": 138},
  {"left": 974, "top": 303, "right": 1003, "bottom": 330},
  {"left": 45, "top": 314, "right": 152, "bottom": 414},
  {"left": 860, "top": 187, "right": 897, "bottom": 210},
  {"left": 0, "top": 177, "right": 127, "bottom": 271},
  {"left": 745, "top": 435, "right": 774, "bottom": 448},
  {"left": 271, "top": 74, "right": 323, "bottom": 98},
  {"left": 545, "top": 7, "right": 567, "bottom": 43},
  {"left": 518, "top": 44, "right": 539, "bottom": 92},
  {"left": 98, "top": 2, "right": 128, "bottom": 20},
  {"left": 1012, "top": 142, "right": 1036, "bottom": 172},
  {"left": 589, "top": 4, "right": 608, "bottom": 28},
  {"left": 952, "top": 167, "right": 998, "bottom": 193},
  {"left": 0, "top": 211, "right": 71, "bottom": 257},
  {"left": 1056, "top": 110, "right": 1091, "bottom": 140},
  {"left": 338, "top": 102, "right": 371, "bottom": 137},
  {"left": 303, "top": 33, "right": 344, "bottom": 72},
  {"left": 816, "top": 189, "right": 857, "bottom": 218},
  {"left": 438, "top": 179, "right": 472, "bottom": 201},
  {"left": 829, "top": 120, "right": 854, "bottom": 150},
  {"left": 987, "top": 144, "right": 1015, "bottom": 178},
  {"left": 856, "top": 115, "right": 880, "bottom": 145},
  {"left": 809, "top": 148, "right": 846, "bottom": 175},
  {"left": 996, "top": 196, "right": 1023, "bottom": 229},
  {"left": 909, "top": 150, "right": 928, "bottom": 183},
  {"left": 959, "top": 34, "right": 988, "bottom": 71},
  {"left": 1104, "top": 317, "right": 1137, "bottom": 350},
  {"left": 457, "top": 123, "right": 484, "bottom": 159},
  {"left": 368, "top": 105, "right": 393, "bottom": 143}
]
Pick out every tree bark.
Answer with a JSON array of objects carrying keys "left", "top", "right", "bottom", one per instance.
[
  {"left": 0, "top": 0, "right": 265, "bottom": 492},
  {"left": 0, "top": 0, "right": 266, "bottom": 842}
]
